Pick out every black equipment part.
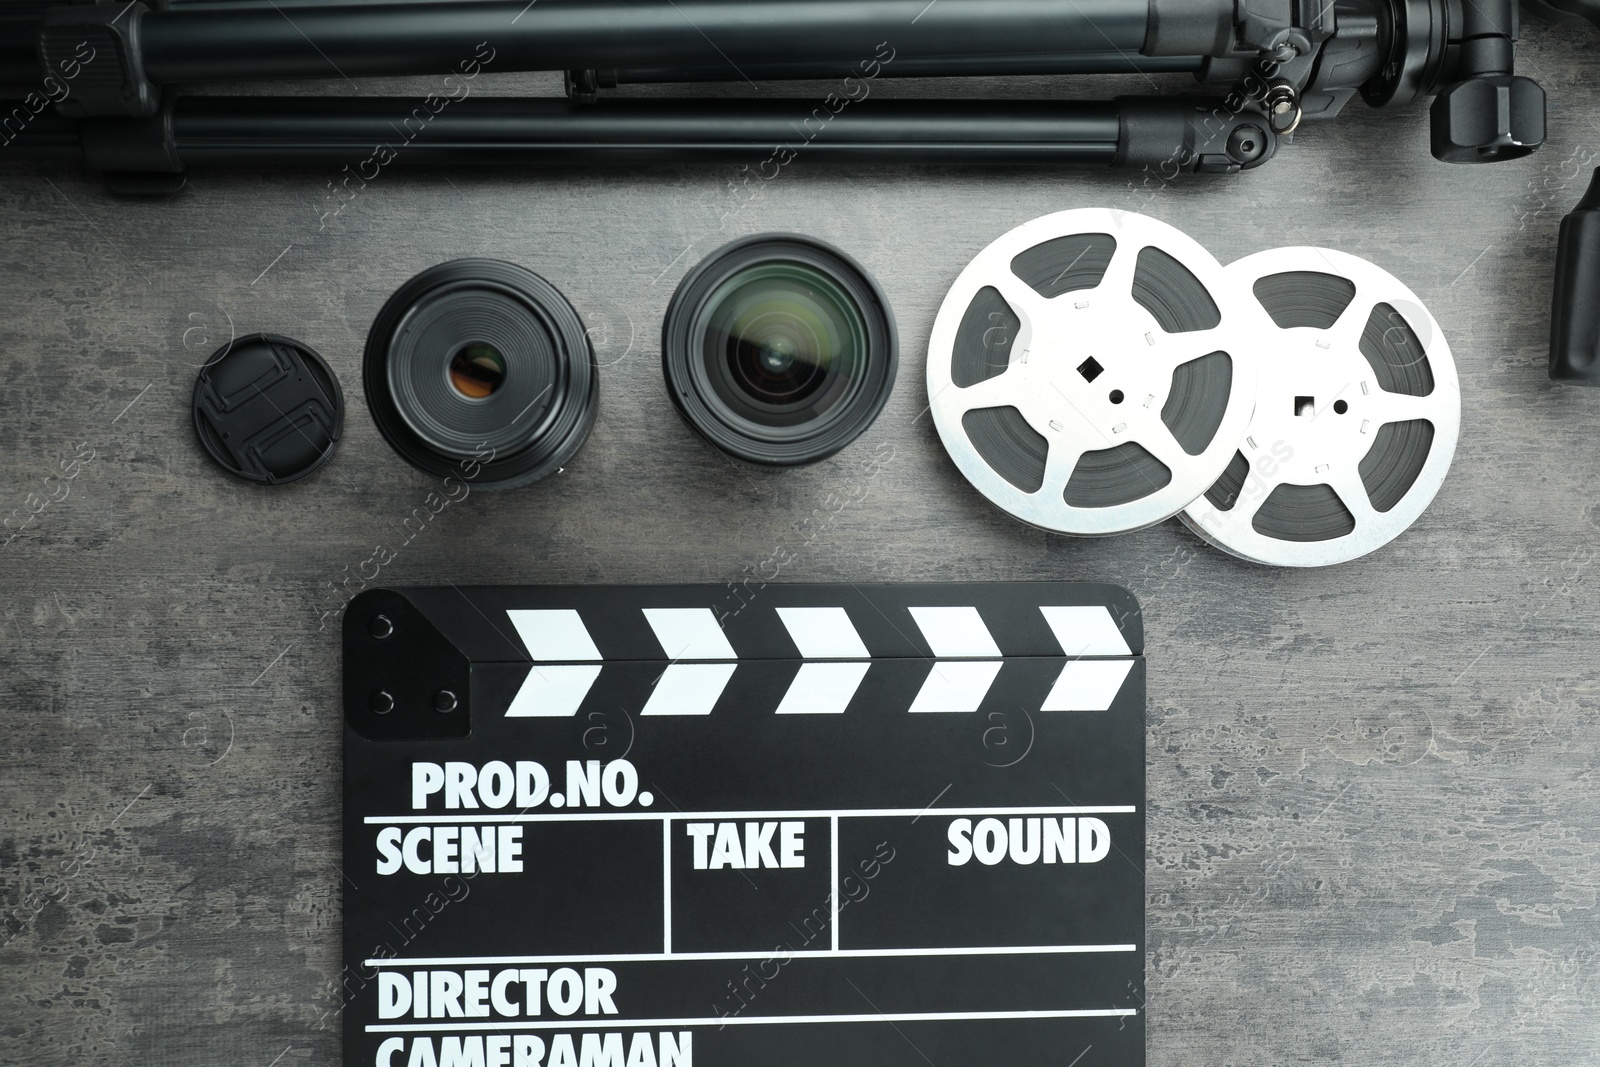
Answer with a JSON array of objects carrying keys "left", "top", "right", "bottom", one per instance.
[
  {"left": 363, "top": 259, "right": 598, "bottom": 489},
  {"left": 1524, "top": 0, "right": 1600, "bottom": 26},
  {"left": 137, "top": 0, "right": 1164, "bottom": 84},
  {"left": 0, "top": 0, "right": 1547, "bottom": 184},
  {"left": 4, "top": 94, "right": 1278, "bottom": 173},
  {"left": 1550, "top": 169, "right": 1600, "bottom": 385},
  {"left": 191, "top": 331, "right": 344, "bottom": 484},
  {"left": 1427, "top": 0, "right": 1545, "bottom": 163},
  {"left": 662, "top": 234, "right": 897, "bottom": 467},
  {"left": 12, "top": 0, "right": 1239, "bottom": 85}
]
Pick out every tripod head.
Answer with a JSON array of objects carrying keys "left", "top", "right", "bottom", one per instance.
[{"left": 1189, "top": 0, "right": 1544, "bottom": 163}]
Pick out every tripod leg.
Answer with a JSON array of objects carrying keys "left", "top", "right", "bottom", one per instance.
[
  {"left": 0, "top": 93, "right": 1276, "bottom": 178},
  {"left": 130, "top": 0, "right": 1220, "bottom": 84}
]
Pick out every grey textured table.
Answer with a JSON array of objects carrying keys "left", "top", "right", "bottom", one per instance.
[{"left": 3, "top": 18, "right": 1599, "bottom": 1067}]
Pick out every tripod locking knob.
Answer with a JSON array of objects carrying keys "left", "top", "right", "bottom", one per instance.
[{"left": 1429, "top": 74, "right": 1545, "bottom": 163}]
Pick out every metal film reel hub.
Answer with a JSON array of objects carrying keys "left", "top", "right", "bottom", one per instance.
[
  {"left": 1182, "top": 247, "right": 1461, "bottom": 567},
  {"left": 927, "top": 209, "right": 1260, "bottom": 536}
]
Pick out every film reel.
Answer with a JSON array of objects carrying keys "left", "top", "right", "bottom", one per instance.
[
  {"left": 927, "top": 210, "right": 1259, "bottom": 535},
  {"left": 1181, "top": 248, "right": 1460, "bottom": 567}
]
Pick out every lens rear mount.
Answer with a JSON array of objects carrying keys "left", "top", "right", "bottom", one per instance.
[
  {"left": 663, "top": 234, "right": 897, "bottom": 467},
  {"left": 365, "top": 259, "right": 598, "bottom": 490}
]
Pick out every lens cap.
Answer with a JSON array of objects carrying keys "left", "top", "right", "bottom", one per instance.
[
  {"left": 663, "top": 234, "right": 898, "bottom": 467},
  {"left": 191, "top": 332, "right": 345, "bottom": 484},
  {"left": 365, "top": 260, "right": 598, "bottom": 490}
]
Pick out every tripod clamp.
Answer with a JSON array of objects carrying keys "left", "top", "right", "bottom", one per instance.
[{"left": 38, "top": 0, "right": 163, "bottom": 118}]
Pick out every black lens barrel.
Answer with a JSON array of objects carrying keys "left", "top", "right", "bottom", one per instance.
[{"left": 364, "top": 259, "right": 598, "bottom": 489}]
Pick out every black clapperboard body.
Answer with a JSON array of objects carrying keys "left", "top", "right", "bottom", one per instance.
[{"left": 344, "top": 584, "right": 1145, "bottom": 1067}]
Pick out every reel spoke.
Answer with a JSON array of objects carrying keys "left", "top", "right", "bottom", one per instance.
[
  {"left": 1222, "top": 471, "right": 1274, "bottom": 530},
  {"left": 1041, "top": 440, "right": 1088, "bottom": 497},
  {"left": 1134, "top": 420, "right": 1194, "bottom": 474},
  {"left": 1329, "top": 468, "right": 1382, "bottom": 529},
  {"left": 1366, "top": 388, "right": 1446, "bottom": 427},
  {"left": 1326, "top": 292, "right": 1378, "bottom": 351},
  {"left": 1146, "top": 326, "right": 1234, "bottom": 375},
  {"left": 991, "top": 272, "right": 1061, "bottom": 337},
  {"left": 950, "top": 371, "right": 1031, "bottom": 417},
  {"left": 1094, "top": 240, "right": 1143, "bottom": 300}
]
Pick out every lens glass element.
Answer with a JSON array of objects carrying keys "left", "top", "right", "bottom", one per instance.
[
  {"left": 448, "top": 342, "right": 507, "bottom": 400},
  {"left": 703, "top": 263, "right": 865, "bottom": 427}
]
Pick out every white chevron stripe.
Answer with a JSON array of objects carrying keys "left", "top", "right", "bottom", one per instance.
[
  {"left": 641, "top": 663, "right": 737, "bottom": 716},
  {"left": 775, "top": 607, "right": 869, "bottom": 659},
  {"left": 642, "top": 608, "right": 737, "bottom": 660},
  {"left": 775, "top": 662, "right": 871, "bottom": 715},
  {"left": 1039, "top": 606, "right": 1132, "bottom": 657},
  {"left": 505, "top": 664, "right": 602, "bottom": 718},
  {"left": 908, "top": 606, "right": 1002, "bottom": 658},
  {"left": 507, "top": 609, "right": 602, "bottom": 662},
  {"left": 908, "top": 661, "right": 1004, "bottom": 713},
  {"left": 1042, "top": 660, "right": 1134, "bottom": 712}
]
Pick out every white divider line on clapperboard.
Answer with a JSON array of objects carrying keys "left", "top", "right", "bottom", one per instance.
[
  {"left": 367, "top": 1008, "right": 1140, "bottom": 1033},
  {"left": 662, "top": 819, "right": 672, "bottom": 956},
  {"left": 504, "top": 603, "right": 1137, "bottom": 719},
  {"left": 364, "top": 944, "right": 1140, "bottom": 968},
  {"left": 362, "top": 806, "right": 1139, "bottom": 825},
  {"left": 830, "top": 815, "right": 840, "bottom": 953}
]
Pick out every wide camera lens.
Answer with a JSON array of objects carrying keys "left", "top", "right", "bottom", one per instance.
[
  {"left": 663, "top": 235, "right": 897, "bottom": 466},
  {"left": 364, "top": 260, "right": 598, "bottom": 490}
]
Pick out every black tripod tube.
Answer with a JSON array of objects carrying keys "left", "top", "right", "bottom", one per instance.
[
  {"left": 604, "top": 53, "right": 1207, "bottom": 85},
  {"left": 3, "top": 93, "right": 1274, "bottom": 174},
  {"left": 173, "top": 96, "right": 1127, "bottom": 166},
  {"left": 129, "top": 0, "right": 1231, "bottom": 84}
]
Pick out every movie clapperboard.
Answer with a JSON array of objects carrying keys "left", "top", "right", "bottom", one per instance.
[{"left": 343, "top": 583, "right": 1146, "bottom": 1067}]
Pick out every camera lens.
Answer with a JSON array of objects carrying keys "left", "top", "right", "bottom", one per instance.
[
  {"left": 365, "top": 260, "right": 597, "bottom": 490},
  {"left": 663, "top": 235, "right": 897, "bottom": 467}
]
